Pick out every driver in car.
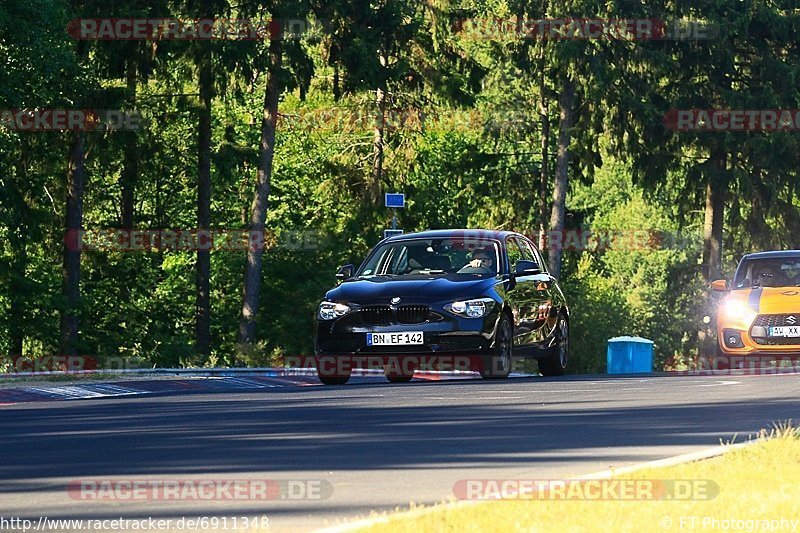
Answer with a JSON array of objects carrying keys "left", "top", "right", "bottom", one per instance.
[
  {"left": 458, "top": 249, "right": 496, "bottom": 274},
  {"left": 753, "top": 265, "right": 779, "bottom": 287}
]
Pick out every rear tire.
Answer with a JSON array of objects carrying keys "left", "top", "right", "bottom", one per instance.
[
  {"left": 481, "top": 315, "right": 513, "bottom": 379},
  {"left": 538, "top": 315, "right": 568, "bottom": 377}
]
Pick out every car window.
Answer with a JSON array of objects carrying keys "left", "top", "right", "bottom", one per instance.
[
  {"left": 506, "top": 237, "right": 525, "bottom": 270},
  {"left": 386, "top": 246, "right": 407, "bottom": 274},
  {"left": 358, "top": 238, "right": 500, "bottom": 277},
  {"left": 516, "top": 237, "right": 536, "bottom": 262},
  {"left": 518, "top": 236, "right": 548, "bottom": 271},
  {"left": 735, "top": 258, "right": 800, "bottom": 288}
]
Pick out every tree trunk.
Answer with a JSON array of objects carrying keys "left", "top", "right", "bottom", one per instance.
[
  {"left": 121, "top": 60, "right": 138, "bottom": 229},
  {"left": 538, "top": 82, "right": 550, "bottom": 252},
  {"left": 547, "top": 77, "right": 575, "bottom": 279},
  {"left": 8, "top": 160, "right": 28, "bottom": 357},
  {"left": 536, "top": 4, "right": 550, "bottom": 252},
  {"left": 60, "top": 133, "right": 85, "bottom": 356},
  {"left": 370, "top": 85, "right": 386, "bottom": 204},
  {"left": 238, "top": 38, "right": 283, "bottom": 346},
  {"left": 333, "top": 62, "right": 341, "bottom": 101},
  {"left": 9, "top": 237, "right": 26, "bottom": 357},
  {"left": 195, "top": 39, "right": 213, "bottom": 358},
  {"left": 702, "top": 148, "right": 727, "bottom": 283},
  {"left": 700, "top": 148, "right": 727, "bottom": 355}
]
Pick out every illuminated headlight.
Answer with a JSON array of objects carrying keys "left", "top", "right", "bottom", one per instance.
[
  {"left": 318, "top": 301, "right": 350, "bottom": 320},
  {"left": 721, "top": 300, "right": 756, "bottom": 325},
  {"left": 446, "top": 298, "right": 496, "bottom": 318}
]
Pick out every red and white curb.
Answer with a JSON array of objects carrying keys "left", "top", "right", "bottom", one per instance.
[
  {"left": 0, "top": 376, "right": 292, "bottom": 405},
  {"left": 0, "top": 368, "right": 520, "bottom": 405}
]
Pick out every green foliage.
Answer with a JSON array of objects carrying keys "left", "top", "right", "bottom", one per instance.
[
  {"left": 563, "top": 255, "right": 630, "bottom": 374},
  {"left": 1, "top": 0, "right": 798, "bottom": 376},
  {"left": 564, "top": 153, "right": 706, "bottom": 371}
]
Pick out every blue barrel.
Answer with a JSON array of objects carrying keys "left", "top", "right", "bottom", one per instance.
[{"left": 607, "top": 336, "right": 654, "bottom": 374}]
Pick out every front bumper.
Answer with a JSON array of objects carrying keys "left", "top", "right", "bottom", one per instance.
[
  {"left": 717, "top": 313, "right": 800, "bottom": 355},
  {"left": 315, "top": 303, "right": 499, "bottom": 356}
]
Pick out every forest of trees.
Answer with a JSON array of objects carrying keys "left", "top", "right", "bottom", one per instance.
[{"left": 1, "top": 0, "right": 799, "bottom": 372}]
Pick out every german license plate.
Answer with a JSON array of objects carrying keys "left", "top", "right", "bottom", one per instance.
[
  {"left": 769, "top": 326, "right": 800, "bottom": 337},
  {"left": 366, "top": 332, "right": 424, "bottom": 346}
]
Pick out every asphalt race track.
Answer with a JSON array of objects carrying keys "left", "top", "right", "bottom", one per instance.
[{"left": 1, "top": 372, "right": 798, "bottom": 531}]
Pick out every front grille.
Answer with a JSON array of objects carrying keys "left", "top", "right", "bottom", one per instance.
[
  {"left": 360, "top": 306, "right": 393, "bottom": 326},
  {"left": 396, "top": 305, "right": 430, "bottom": 324},
  {"left": 359, "top": 305, "right": 432, "bottom": 325},
  {"left": 752, "top": 314, "right": 800, "bottom": 345},
  {"left": 755, "top": 337, "right": 800, "bottom": 346},
  {"left": 753, "top": 314, "right": 800, "bottom": 328}
]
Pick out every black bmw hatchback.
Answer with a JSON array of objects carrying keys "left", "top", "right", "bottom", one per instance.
[{"left": 314, "top": 229, "right": 569, "bottom": 384}]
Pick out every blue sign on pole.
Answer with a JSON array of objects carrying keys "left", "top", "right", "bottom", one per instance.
[{"left": 385, "top": 193, "right": 405, "bottom": 208}]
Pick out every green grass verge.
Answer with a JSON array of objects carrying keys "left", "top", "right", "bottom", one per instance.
[{"left": 357, "top": 426, "right": 800, "bottom": 532}]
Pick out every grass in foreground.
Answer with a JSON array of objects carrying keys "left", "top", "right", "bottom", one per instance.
[{"left": 357, "top": 426, "right": 800, "bottom": 533}]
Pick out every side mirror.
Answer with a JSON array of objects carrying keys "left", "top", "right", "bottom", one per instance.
[
  {"left": 336, "top": 264, "right": 354, "bottom": 281},
  {"left": 514, "top": 260, "right": 542, "bottom": 276},
  {"left": 711, "top": 279, "right": 728, "bottom": 292}
]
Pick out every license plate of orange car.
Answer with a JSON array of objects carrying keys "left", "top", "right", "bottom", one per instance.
[{"left": 769, "top": 326, "right": 800, "bottom": 337}]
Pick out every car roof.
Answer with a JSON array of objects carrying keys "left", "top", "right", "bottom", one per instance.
[
  {"left": 741, "top": 250, "right": 800, "bottom": 261},
  {"left": 382, "top": 229, "right": 521, "bottom": 243}
]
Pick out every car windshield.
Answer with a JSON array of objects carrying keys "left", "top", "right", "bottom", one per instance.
[
  {"left": 357, "top": 238, "right": 501, "bottom": 278},
  {"left": 734, "top": 257, "right": 800, "bottom": 288}
]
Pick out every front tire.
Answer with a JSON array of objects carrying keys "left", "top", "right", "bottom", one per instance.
[
  {"left": 385, "top": 367, "right": 414, "bottom": 383},
  {"left": 316, "top": 356, "right": 352, "bottom": 385},
  {"left": 318, "top": 372, "right": 351, "bottom": 385},
  {"left": 481, "top": 315, "right": 513, "bottom": 379},
  {"left": 538, "top": 315, "right": 568, "bottom": 376}
]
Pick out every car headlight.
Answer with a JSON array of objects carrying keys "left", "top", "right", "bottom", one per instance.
[
  {"left": 721, "top": 299, "right": 756, "bottom": 325},
  {"left": 446, "top": 298, "right": 496, "bottom": 318},
  {"left": 318, "top": 301, "right": 350, "bottom": 320}
]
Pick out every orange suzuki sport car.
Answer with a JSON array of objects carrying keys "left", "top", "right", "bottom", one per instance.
[{"left": 712, "top": 250, "right": 800, "bottom": 355}]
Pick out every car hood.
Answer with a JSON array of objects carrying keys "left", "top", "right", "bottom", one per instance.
[
  {"left": 325, "top": 275, "right": 499, "bottom": 304},
  {"left": 728, "top": 287, "right": 800, "bottom": 314}
]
